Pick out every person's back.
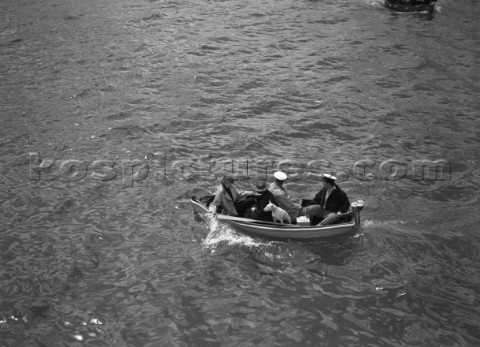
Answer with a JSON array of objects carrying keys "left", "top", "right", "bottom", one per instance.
[
  {"left": 254, "top": 189, "right": 278, "bottom": 221},
  {"left": 256, "top": 189, "right": 276, "bottom": 210}
]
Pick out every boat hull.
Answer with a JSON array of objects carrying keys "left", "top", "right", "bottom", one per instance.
[
  {"left": 384, "top": 0, "right": 435, "bottom": 13},
  {"left": 191, "top": 197, "right": 363, "bottom": 240},
  {"left": 218, "top": 215, "right": 357, "bottom": 240}
]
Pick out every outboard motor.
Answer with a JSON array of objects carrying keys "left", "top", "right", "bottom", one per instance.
[{"left": 350, "top": 200, "right": 365, "bottom": 226}]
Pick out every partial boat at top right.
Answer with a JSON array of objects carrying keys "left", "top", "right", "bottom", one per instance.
[{"left": 384, "top": 0, "right": 436, "bottom": 13}]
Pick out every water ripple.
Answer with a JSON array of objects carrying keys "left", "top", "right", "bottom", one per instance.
[{"left": 1, "top": 0, "right": 479, "bottom": 345}]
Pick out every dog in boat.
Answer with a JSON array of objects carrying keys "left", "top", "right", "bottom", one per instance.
[{"left": 263, "top": 201, "right": 291, "bottom": 224}]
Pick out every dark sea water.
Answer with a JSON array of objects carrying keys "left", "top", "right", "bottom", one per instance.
[{"left": 1, "top": 0, "right": 479, "bottom": 346}]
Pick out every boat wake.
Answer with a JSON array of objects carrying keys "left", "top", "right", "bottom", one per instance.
[
  {"left": 201, "top": 214, "right": 316, "bottom": 273},
  {"left": 363, "top": 219, "right": 408, "bottom": 227},
  {"left": 202, "top": 213, "right": 265, "bottom": 250}
]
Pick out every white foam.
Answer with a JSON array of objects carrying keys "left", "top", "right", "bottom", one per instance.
[
  {"left": 363, "top": 219, "right": 407, "bottom": 226},
  {"left": 202, "top": 214, "right": 264, "bottom": 249}
]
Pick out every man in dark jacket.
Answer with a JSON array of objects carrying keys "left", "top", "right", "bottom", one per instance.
[
  {"left": 245, "top": 181, "right": 278, "bottom": 222},
  {"left": 305, "top": 174, "right": 350, "bottom": 226}
]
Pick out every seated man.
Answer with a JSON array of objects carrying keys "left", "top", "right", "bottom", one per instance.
[
  {"left": 246, "top": 181, "right": 278, "bottom": 222},
  {"left": 304, "top": 173, "right": 350, "bottom": 226},
  {"left": 268, "top": 171, "right": 302, "bottom": 223}
]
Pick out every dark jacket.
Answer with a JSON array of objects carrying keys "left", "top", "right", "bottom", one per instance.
[
  {"left": 309, "top": 186, "right": 350, "bottom": 213},
  {"left": 250, "top": 190, "right": 278, "bottom": 221}
]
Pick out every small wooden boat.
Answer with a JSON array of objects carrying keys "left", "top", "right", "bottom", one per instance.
[
  {"left": 191, "top": 196, "right": 365, "bottom": 240},
  {"left": 384, "top": 0, "right": 436, "bottom": 13}
]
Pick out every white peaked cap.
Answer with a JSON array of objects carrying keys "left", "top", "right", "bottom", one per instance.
[
  {"left": 274, "top": 171, "right": 287, "bottom": 181},
  {"left": 322, "top": 173, "right": 337, "bottom": 180}
]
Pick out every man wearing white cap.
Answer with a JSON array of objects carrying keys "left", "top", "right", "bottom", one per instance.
[
  {"left": 304, "top": 173, "right": 350, "bottom": 225},
  {"left": 268, "top": 171, "right": 302, "bottom": 223}
]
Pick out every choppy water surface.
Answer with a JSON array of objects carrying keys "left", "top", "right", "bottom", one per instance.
[{"left": 1, "top": 0, "right": 479, "bottom": 346}]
